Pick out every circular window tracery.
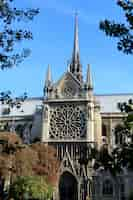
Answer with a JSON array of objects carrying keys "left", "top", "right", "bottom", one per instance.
[{"left": 49, "top": 104, "right": 86, "bottom": 139}]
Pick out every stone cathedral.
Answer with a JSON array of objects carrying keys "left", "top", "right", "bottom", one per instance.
[
  {"left": 42, "top": 14, "right": 101, "bottom": 200},
  {"left": 41, "top": 15, "right": 133, "bottom": 200},
  {"left": 0, "top": 15, "right": 133, "bottom": 200}
]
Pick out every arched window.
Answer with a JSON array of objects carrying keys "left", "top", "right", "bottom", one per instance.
[
  {"left": 102, "top": 179, "right": 113, "bottom": 196},
  {"left": 102, "top": 124, "right": 107, "bottom": 137}
]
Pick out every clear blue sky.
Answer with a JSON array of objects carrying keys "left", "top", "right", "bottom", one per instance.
[{"left": 0, "top": 0, "right": 133, "bottom": 97}]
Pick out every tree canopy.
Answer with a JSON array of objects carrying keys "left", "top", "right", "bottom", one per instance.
[
  {"left": 100, "top": 0, "right": 133, "bottom": 54},
  {"left": 94, "top": 98, "right": 133, "bottom": 175},
  {"left": 0, "top": 133, "right": 60, "bottom": 198},
  {"left": 10, "top": 176, "right": 53, "bottom": 200},
  {"left": 0, "top": 0, "right": 39, "bottom": 69}
]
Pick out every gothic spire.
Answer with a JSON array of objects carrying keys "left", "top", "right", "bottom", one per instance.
[
  {"left": 72, "top": 12, "right": 80, "bottom": 64},
  {"left": 70, "top": 13, "right": 83, "bottom": 82},
  {"left": 86, "top": 64, "right": 93, "bottom": 89}
]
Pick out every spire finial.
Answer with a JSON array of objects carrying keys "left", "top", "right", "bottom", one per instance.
[
  {"left": 72, "top": 11, "right": 80, "bottom": 64},
  {"left": 70, "top": 12, "right": 83, "bottom": 82},
  {"left": 45, "top": 64, "right": 52, "bottom": 87},
  {"left": 86, "top": 64, "right": 93, "bottom": 89}
]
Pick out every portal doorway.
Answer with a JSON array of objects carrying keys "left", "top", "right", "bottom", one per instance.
[{"left": 59, "top": 171, "right": 78, "bottom": 200}]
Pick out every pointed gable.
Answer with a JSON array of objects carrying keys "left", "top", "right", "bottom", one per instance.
[{"left": 54, "top": 71, "right": 82, "bottom": 98}]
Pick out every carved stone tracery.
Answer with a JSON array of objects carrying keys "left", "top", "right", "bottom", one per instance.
[
  {"left": 49, "top": 104, "right": 86, "bottom": 139},
  {"left": 62, "top": 80, "right": 76, "bottom": 97}
]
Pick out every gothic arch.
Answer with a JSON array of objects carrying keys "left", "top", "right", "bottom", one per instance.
[{"left": 59, "top": 171, "right": 78, "bottom": 200}]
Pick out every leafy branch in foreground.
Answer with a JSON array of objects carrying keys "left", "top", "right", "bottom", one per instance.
[
  {"left": 10, "top": 176, "right": 53, "bottom": 200},
  {"left": 0, "top": 91, "right": 27, "bottom": 115},
  {"left": 100, "top": 0, "right": 133, "bottom": 54},
  {"left": 0, "top": 0, "right": 39, "bottom": 69},
  {"left": 94, "top": 98, "right": 133, "bottom": 175}
]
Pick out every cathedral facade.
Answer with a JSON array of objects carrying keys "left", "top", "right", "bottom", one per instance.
[
  {"left": 41, "top": 15, "right": 133, "bottom": 200},
  {"left": 0, "top": 15, "right": 133, "bottom": 200},
  {"left": 42, "top": 14, "right": 101, "bottom": 200}
]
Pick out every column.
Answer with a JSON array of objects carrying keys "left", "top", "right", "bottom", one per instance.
[
  {"left": 41, "top": 104, "right": 50, "bottom": 142},
  {"left": 86, "top": 102, "right": 94, "bottom": 143}
]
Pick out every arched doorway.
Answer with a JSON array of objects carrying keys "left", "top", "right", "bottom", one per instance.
[{"left": 59, "top": 171, "right": 78, "bottom": 200}]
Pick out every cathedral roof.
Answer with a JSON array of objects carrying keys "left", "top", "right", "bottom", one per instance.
[
  {"left": 96, "top": 93, "right": 133, "bottom": 113},
  {"left": 0, "top": 94, "right": 133, "bottom": 118},
  {"left": 0, "top": 98, "right": 43, "bottom": 118}
]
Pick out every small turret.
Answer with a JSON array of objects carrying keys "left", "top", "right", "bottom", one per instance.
[
  {"left": 86, "top": 64, "right": 93, "bottom": 90},
  {"left": 45, "top": 64, "right": 52, "bottom": 87},
  {"left": 44, "top": 65, "right": 52, "bottom": 97}
]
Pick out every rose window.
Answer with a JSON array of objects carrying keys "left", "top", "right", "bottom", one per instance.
[{"left": 49, "top": 104, "right": 86, "bottom": 139}]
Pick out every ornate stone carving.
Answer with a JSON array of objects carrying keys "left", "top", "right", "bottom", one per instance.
[
  {"left": 62, "top": 81, "right": 76, "bottom": 97},
  {"left": 49, "top": 104, "right": 86, "bottom": 139}
]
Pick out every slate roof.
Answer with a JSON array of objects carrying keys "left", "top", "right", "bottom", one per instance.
[
  {"left": 0, "top": 94, "right": 133, "bottom": 117},
  {"left": 95, "top": 93, "right": 133, "bottom": 113},
  {"left": 0, "top": 98, "right": 43, "bottom": 117}
]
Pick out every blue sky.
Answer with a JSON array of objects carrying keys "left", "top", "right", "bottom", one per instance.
[{"left": 0, "top": 0, "right": 133, "bottom": 97}]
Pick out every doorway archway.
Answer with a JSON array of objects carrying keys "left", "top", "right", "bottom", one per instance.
[{"left": 59, "top": 171, "right": 78, "bottom": 200}]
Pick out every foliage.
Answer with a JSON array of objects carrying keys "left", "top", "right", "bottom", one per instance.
[
  {"left": 0, "top": 91, "right": 27, "bottom": 113},
  {"left": 117, "top": 99, "right": 133, "bottom": 139},
  {"left": 0, "top": 0, "right": 39, "bottom": 69},
  {"left": 0, "top": 132, "right": 22, "bottom": 154},
  {"left": 10, "top": 176, "right": 53, "bottom": 200},
  {"left": 128, "top": 191, "right": 133, "bottom": 200},
  {"left": 94, "top": 98, "right": 133, "bottom": 174},
  {"left": 13, "top": 146, "right": 38, "bottom": 178},
  {"left": 0, "top": 91, "right": 28, "bottom": 133},
  {"left": 31, "top": 143, "right": 60, "bottom": 186},
  {"left": 0, "top": 0, "right": 38, "bottom": 131},
  {"left": 0, "top": 131, "right": 22, "bottom": 145},
  {"left": 0, "top": 132, "right": 22, "bottom": 182},
  {"left": 0, "top": 153, "right": 12, "bottom": 177},
  {"left": 0, "top": 133, "right": 59, "bottom": 197},
  {"left": 118, "top": 99, "right": 133, "bottom": 113},
  {"left": 100, "top": 0, "right": 133, "bottom": 54},
  {"left": 94, "top": 144, "right": 122, "bottom": 175},
  {"left": 113, "top": 143, "right": 133, "bottom": 170},
  {"left": 15, "top": 123, "right": 27, "bottom": 138}
]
